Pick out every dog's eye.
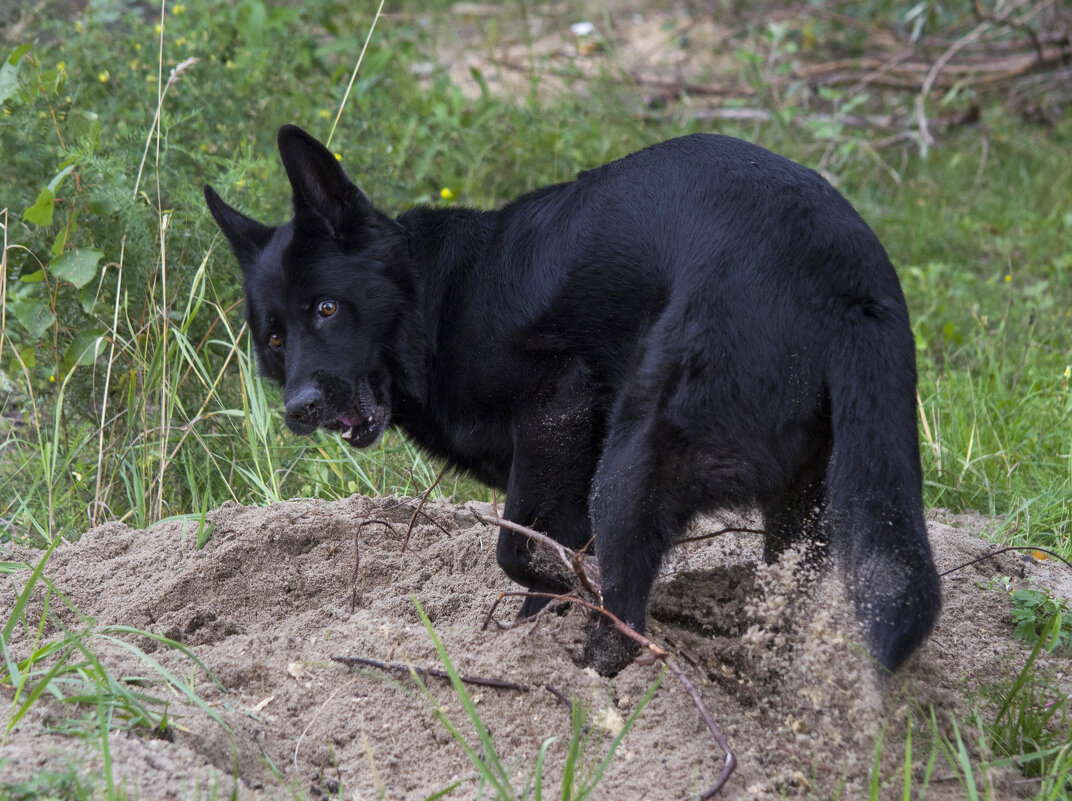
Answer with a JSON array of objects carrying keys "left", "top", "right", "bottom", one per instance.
[
  {"left": 317, "top": 300, "right": 337, "bottom": 318},
  {"left": 267, "top": 332, "right": 283, "bottom": 349}
]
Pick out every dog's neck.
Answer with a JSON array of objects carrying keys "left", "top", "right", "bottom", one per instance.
[{"left": 384, "top": 205, "right": 496, "bottom": 408}]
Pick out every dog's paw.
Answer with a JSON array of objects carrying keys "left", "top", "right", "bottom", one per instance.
[{"left": 582, "top": 622, "right": 640, "bottom": 677}]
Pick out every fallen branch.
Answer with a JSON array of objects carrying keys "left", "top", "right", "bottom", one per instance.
[
  {"left": 469, "top": 511, "right": 755, "bottom": 793},
  {"left": 482, "top": 590, "right": 737, "bottom": 798},
  {"left": 402, "top": 463, "right": 449, "bottom": 552},
  {"left": 331, "top": 655, "right": 527, "bottom": 692},
  {"left": 677, "top": 525, "right": 767, "bottom": 546},
  {"left": 917, "top": 14, "right": 992, "bottom": 147},
  {"left": 939, "top": 545, "right": 1072, "bottom": 577},
  {"left": 471, "top": 510, "right": 603, "bottom": 603}
]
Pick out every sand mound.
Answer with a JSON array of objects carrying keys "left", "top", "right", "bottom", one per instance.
[{"left": 2, "top": 497, "right": 1069, "bottom": 799}]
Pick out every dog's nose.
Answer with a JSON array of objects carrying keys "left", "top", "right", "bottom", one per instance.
[{"left": 284, "top": 385, "right": 323, "bottom": 432}]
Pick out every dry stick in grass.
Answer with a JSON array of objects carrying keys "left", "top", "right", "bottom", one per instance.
[
  {"left": 916, "top": 15, "right": 993, "bottom": 147},
  {"left": 326, "top": 0, "right": 387, "bottom": 148},
  {"left": 915, "top": 0, "right": 1054, "bottom": 146},
  {"left": 482, "top": 590, "right": 738, "bottom": 798},
  {"left": 972, "top": 0, "right": 1049, "bottom": 62}
]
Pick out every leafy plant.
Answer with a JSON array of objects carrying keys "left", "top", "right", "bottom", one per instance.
[
  {"left": 1011, "top": 587, "right": 1071, "bottom": 652},
  {"left": 984, "top": 612, "right": 1072, "bottom": 792}
]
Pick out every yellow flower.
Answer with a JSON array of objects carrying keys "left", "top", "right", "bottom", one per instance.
[
  {"left": 318, "top": 109, "right": 330, "bottom": 118},
  {"left": 1063, "top": 365, "right": 1071, "bottom": 380},
  {"left": 154, "top": 23, "right": 163, "bottom": 34},
  {"left": 49, "top": 375, "right": 56, "bottom": 382},
  {"left": 98, "top": 70, "right": 110, "bottom": 83},
  {"left": 334, "top": 152, "right": 343, "bottom": 161},
  {"left": 172, "top": 3, "right": 186, "bottom": 14},
  {"left": 1004, "top": 274, "right": 1012, "bottom": 282},
  {"left": 440, "top": 187, "right": 455, "bottom": 200}
]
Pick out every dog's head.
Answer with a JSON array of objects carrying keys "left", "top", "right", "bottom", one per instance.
[{"left": 204, "top": 125, "right": 409, "bottom": 448}]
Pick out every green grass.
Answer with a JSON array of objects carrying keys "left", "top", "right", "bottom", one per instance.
[
  {"left": 1, "top": 1, "right": 1069, "bottom": 551},
  {"left": 412, "top": 598, "right": 663, "bottom": 800},
  {"left": 1, "top": 0, "right": 1071, "bottom": 798}
]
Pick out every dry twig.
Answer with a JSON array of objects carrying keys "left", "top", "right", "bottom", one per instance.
[
  {"left": 348, "top": 519, "right": 401, "bottom": 611},
  {"left": 331, "top": 655, "right": 527, "bottom": 692},
  {"left": 677, "top": 525, "right": 766, "bottom": 546},
  {"left": 402, "top": 463, "right": 449, "bottom": 552},
  {"left": 939, "top": 545, "right": 1072, "bottom": 577},
  {"left": 471, "top": 510, "right": 603, "bottom": 603},
  {"left": 482, "top": 589, "right": 738, "bottom": 797}
]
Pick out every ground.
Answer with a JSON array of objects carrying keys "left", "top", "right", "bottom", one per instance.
[{"left": 3, "top": 495, "right": 1070, "bottom": 799}]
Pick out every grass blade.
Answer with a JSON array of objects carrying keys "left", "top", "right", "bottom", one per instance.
[{"left": 413, "top": 597, "right": 516, "bottom": 799}]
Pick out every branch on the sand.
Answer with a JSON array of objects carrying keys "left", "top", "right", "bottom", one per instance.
[
  {"left": 939, "top": 545, "right": 1072, "bottom": 577},
  {"left": 471, "top": 510, "right": 603, "bottom": 604},
  {"left": 470, "top": 510, "right": 749, "bottom": 793},
  {"left": 482, "top": 590, "right": 737, "bottom": 797},
  {"left": 348, "top": 519, "right": 401, "bottom": 611},
  {"left": 330, "top": 654, "right": 527, "bottom": 692},
  {"left": 677, "top": 525, "right": 766, "bottom": 546},
  {"left": 402, "top": 463, "right": 449, "bottom": 552}
]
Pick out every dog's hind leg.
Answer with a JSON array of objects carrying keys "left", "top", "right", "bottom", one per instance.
[{"left": 583, "top": 411, "right": 694, "bottom": 676}]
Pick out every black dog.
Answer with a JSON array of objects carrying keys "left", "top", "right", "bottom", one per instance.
[{"left": 205, "top": 125, "right": 940, "bottom": 676}]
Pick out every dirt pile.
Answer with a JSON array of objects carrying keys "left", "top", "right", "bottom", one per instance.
[{"left": 2, "top": 496, "right": 1069, "bottom": 799}]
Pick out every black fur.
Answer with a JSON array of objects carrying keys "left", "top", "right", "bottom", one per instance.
[{"left": 205, "top": 125, "right": 941, "bottom": 676}]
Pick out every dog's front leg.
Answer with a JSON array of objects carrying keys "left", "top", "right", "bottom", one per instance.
[{"left": 495, "top": 371, "right": 600, "bottom": 618}]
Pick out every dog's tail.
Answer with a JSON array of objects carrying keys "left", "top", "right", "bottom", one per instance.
[{"left": 824, "top": 294, "right": 941, "bottom": 673}]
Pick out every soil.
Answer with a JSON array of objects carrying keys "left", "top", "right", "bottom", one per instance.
[{"left": 2, "top": 496, "right": 1070, "bottom": 800}]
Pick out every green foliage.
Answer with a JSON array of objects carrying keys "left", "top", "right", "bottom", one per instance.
[
  {"left": 887, "top": 131, "right": 1072, "bottom": 552},
  {"left": 0, "top": 547, "right": 226, "bottom": 740},
  {"left": 0, "top": 767, "right": 95, "bottom": 801},
  {"left": 1011, "top": 587, "right": 1071, "bottom": 652},
  {"left": 984, "top": 615, "right": 1072, "bottom": 794}
]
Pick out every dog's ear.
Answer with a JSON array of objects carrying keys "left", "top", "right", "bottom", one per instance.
[
  {"left": 203, "top": 184, "right": 277, "bottom": 273},
  {"left": 277, "top": 124, "right": 373, "bottom": 239}
]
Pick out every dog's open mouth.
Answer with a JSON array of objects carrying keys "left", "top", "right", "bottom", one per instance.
[{"left": 336, "top": 378, "right": 389, "bottom": 448}]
